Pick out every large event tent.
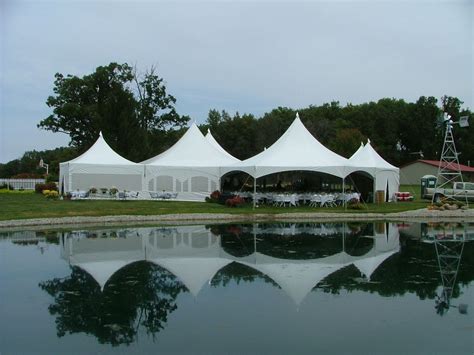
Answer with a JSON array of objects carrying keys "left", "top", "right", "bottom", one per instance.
[
  {"left": 59, "top": 132, "right": 144, "bottom": 193},
  {"left": 142, "top": 123, "right": 240, "bottom": 201},
  {"left": 221, "top": 114, "right": 352, "bottom": 179},
  {"left": 349, "top": 139, "right": 400, "bottom": 201}
]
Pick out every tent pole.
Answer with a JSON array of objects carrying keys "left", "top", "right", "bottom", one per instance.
[
  {"left": 253, "top": 176, "right": 257, "bottom": 209},
  {"left": 342, "top": 177, "right": 346, "bottom": 210}
]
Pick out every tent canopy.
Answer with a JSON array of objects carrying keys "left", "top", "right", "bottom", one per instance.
[
  {"left": 349, "top": 139, "right": 399, "bottom": 172},
  {"left": 205, "top": 129, "right": 241, "bottom": 162},
  {"left": 142, "top": 123, "right": 239, "bottom": 167},
  {"left": 348, "top": 139, "right": 400, "bottom": 198},
  {"left": 221, "top": 113, "right": 351, "bottom": 179},
  {"left": 64, "top": 132, "right": 139, "bottom": 165},
  {"left": 59, "top": 132, "right": 144, "bottom": 192}
]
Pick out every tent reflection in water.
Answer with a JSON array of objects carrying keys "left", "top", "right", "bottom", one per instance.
[
  {"left": 59, "top": 132, "right": 144, "bottom": 194},
  {"left": 60, "top": 223, "right": 400, "bottom": 305}
]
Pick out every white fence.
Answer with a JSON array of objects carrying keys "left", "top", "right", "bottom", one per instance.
[{"left": 0, "top": 178, "right": 45, "bottom": 190}]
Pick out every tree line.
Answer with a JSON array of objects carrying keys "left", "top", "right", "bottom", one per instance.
[{"left": 1, "top": 62, "right": 472, "bottom": 179}]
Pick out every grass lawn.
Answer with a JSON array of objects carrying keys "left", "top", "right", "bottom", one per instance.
[{"left": 0, "top": 185, "right": 433, "bottom": 221}]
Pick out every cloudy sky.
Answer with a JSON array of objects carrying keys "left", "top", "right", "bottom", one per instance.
[{"left": 1, "top": 0, "right": 472, "bottom": 163}]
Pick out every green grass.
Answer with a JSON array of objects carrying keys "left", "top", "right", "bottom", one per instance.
[{"left": 0, "top": 185, "right": 434, "bottom": 221}]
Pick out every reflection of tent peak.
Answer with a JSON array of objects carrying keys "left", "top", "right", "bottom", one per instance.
[{"left": 151, "top": 257, "right": 231, "bottom": 296}]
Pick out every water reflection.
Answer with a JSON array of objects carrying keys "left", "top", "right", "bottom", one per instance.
[{"left": 34, "top": 222, "right": 474, "bottom": 346}]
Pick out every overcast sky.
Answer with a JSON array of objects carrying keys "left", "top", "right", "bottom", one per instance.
[{"left": 1, "top": 0, "right": 472, "bottom": 163}]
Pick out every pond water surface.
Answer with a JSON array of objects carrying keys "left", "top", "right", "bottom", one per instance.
[{"left": 1, "top": 221, "right": 473, "bottom": 354}]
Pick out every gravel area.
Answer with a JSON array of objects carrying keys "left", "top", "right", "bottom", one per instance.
[{"left": 1, "top": 208, "right": 473, "bottom": 231}]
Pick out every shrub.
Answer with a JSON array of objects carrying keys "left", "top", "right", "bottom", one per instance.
[
  {"left": 0, "top": 183, "right": 14, "bottom": 190},
  {"left": 44, "top": 190, "right": 59, "bottom": 200},
  {"left": 89, "top": 187, "right": 97, "bottom": 194},
  {"left": 225, "top": 196, "right": 244, "bottom": 207},
  {"left": 109, "top": 187, "right": 118, "bottom": 195},
  {"left": 206, "top": 190, "right": 221, "bottom": 203},
  {"left": 347, "top": 202, "right": 366, "bottom": 210},
  {"left": 35, "top": 183, "right": 57, "bottom": 193}
]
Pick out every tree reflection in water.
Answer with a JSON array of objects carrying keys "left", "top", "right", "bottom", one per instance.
[
  {"left": 38, "top": 222, "right": 474, "bottom": 345},
  {"left": 39, "top": 261, "right": 186, "bottom": 346}
]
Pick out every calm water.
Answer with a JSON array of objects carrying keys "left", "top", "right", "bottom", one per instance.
[{"left": 0, "top": 222, "right": 473, "bottom": 354}]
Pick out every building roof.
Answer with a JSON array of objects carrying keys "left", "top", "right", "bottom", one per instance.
[{"left": 402, "top": 160, "right": 474, "bottom": 173}]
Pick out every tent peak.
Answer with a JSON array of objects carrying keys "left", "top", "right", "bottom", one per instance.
[{"left": 367, "top": 138, "right": 371, "bottom": 144}]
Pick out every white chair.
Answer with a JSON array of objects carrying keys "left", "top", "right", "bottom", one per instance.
[
  {"left": 321, "top": 194, "right": 336, "bottom": 207},
  {"left": 273, "top": 194, "right": 284, "bottom": 207},
  {"left": 290, "top": 194, "right": 299, "bottom": 207},
  {"left": 310, "top": 194, "right": 321, "bottom": 207}
]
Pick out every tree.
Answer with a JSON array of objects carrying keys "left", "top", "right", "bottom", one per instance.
[{"left": 38, "top": 63, "right": 189, "bottom": 162}]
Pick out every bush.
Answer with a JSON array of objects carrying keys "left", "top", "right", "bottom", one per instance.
[
  {"left": 43, "top": 190, "right": 59, "bottom": 200},
  {"left": 225, "top": 196, "right": 244, "bottom": 207},
  {"left": 0, "top": 183, "right": 14, "bottom": 190},
  {"left": 89, "top": 187, "right": 97, "bottom": 194},
  {"left": 35, "top": 182, "right": 57, "bottom": 193},
  {"left": 109, "top": 187, "right": 118, "bottom": 195},
  {"left": 206, "top": 190, "right": 221, "bottom": 203},
  {"left": 347, "top": 202, "right": 366, "bottom": 210}
]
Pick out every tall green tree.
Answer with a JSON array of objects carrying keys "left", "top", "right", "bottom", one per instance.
[{"left": 38, "top": 63, "right": 189, "bottom": 162}]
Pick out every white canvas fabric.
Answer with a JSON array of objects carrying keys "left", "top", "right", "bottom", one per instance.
[
  {"left": 143, "top": 123, "right": 240, "bottom": 201},
  {"left": 221, "top": 114, "right": 352, "bottom": 179},
  {"left": 205, "top": 129, "right": 241, "bottom": 162},
  {"left": 349, "top": 139, "right": 400, "bottom": 200},
  {"left": 59, "top": 132, "right": 144, "bottom": 193}
]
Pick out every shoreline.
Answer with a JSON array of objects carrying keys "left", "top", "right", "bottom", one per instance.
[{"left": 1, "top": 208, "right": 473, "bottom": 231}]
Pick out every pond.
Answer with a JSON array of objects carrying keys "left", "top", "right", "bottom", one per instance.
[{"left": 1, "top": 221, "right": 473, "bottom": 354}]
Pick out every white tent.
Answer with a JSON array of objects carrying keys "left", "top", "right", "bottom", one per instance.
[
  {"left": 59, "top": 132, "right": 144, "bottom": 193},
  {"left": 349, "top": 139, "right": 400, "bottom": 201},
  {"left": 143, "top": 123, "right": 240, "bottom": 201},
  {"left": 221, "top": 113, "right": 352, "bottom": 179},
  {"left": 205, "top": 129, "right": 240, "bottom": 162}
]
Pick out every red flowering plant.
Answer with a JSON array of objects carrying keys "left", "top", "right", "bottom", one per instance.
[
  {"left": 225, "top": 195, "right": 244, "bottom": 207},
  {"left": 206, "top": 190, "right": 221, "bottom": 203}
]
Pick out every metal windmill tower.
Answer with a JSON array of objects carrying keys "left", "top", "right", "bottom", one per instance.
[
  {"left": 422, "top": 223, "right": 470, "bottom": 316},
  {"left": 432, "top": 113, "right": 469, "bottom": 206}
]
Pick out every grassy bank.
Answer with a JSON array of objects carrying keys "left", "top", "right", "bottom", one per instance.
[{"left": 0, "top": 185, "right": 432, "bottom": 221}]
